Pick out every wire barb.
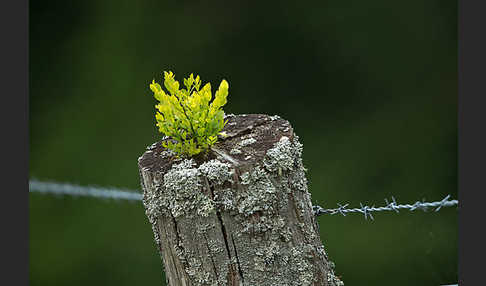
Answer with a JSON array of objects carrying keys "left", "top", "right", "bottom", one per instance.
[{"left": 313, "top": 195, "right": 458, "bottom": 219}]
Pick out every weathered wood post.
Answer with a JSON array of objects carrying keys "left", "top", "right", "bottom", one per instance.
[{"left": 138, "top": 114, "right": 343, "bottom": 286}]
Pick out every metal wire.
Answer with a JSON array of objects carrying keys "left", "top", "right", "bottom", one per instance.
[
  {"left": 313, "top": 195, "right": 458, "bottom": 220},
  {"left": 29, "top": 179, "right": 458, "bottom": 220},
  {"left": 29, "top": 179, "right": 142, "bottom": 201}
]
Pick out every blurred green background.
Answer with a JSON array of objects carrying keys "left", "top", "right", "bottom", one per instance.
[{"left": 29, "top": 0, "right": 457, "bottom": 285}]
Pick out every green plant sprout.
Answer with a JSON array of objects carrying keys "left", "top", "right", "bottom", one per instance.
[{"left": 149, "top": 71, "right": 229, "bottom": 157}]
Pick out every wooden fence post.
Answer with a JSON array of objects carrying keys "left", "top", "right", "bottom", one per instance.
[{"left": 138, "top": 114, "right": 343, "bottom": 286}]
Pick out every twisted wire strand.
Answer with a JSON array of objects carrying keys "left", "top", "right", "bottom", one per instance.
[
  {"left": 312, "top": 195, "right": 458, "bottom": 220},
  {"left": 29, "top": 179, "right": 142, "bottom": 201},
  {"left": 29, "top": 179, "right": 458, "bottom": 220}
]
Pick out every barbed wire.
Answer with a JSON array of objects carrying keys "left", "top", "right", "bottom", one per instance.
[
  {"left": 29, "top": 179, "right": 142, "bottom": 201},
  {"left": 313, "top": 195, "right": 458, "bottom": 220},
  {"left": 29, "top": 179, "right": 458, "bottom": 220}
]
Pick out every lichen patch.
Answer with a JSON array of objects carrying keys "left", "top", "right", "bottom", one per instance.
[
  {"left": 198, "top": 159, "right": 234, "bottom": 185},
  {"left": 240, "top": 137, "right": 257, "bottom": 147},
  {"left": 214, "top": 188, "right": 236, "bottom": 211},
  {"left": 238, "top": 166, "right": 277, "bottom": 216},
  {"left": 263, "top": 136, "right": 296, "bottom": 172},
  {"left": 158, "top": 159, "right": 212, "bottom": 217},
  {"left": 254, "top": 241, "right": 280, "bottom": 272}
]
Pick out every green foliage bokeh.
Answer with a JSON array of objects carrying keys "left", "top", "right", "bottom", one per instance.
[{"left": 29, "top": 0, "right": 457, "bottom": 285}]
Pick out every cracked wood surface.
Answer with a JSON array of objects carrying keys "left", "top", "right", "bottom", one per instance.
[{"left": 138, "top": 114, "right": 343, "bottom": 286}]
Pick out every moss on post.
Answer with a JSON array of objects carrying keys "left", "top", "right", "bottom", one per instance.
[{"left": 138, "top": 114, "right": 343, "bottom": 286}]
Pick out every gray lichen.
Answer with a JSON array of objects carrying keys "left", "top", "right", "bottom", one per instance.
[
  {"left": 326, "top": 258, "right": 344, "bottom": 285},
  {"left": 185, "top": 257, "right": 214, "bottom": 285},
  {"left": 288, "top": 245, "right": 317, "bottom": 286},
  {"left": 263, "top": 136, "right": 296, "bottom": 172},
  {"left": 263, "top": 135, "right": 309, "bottom": 195},
  {"left": 327, "top": 272, "right": 344, "bottom": 286},
  {"left": 254, "top": 241, "right": 280, "bottom": 272},
  {"left": 289, "top": 166, "right": 308, "bottom": 192},
  {"left": 213, "top": 188, "right": 236, "bottom": 211},
  {"left": 160, "top": 149, "right": 177, "bottom": 158},
  {"left": 239, "top": 137, "right": 257, "bottom": 147},
  {"left": 164, "top": 159, "right": 201, "bottom": 196},
  {"left": 198, "top": 159, "right": 234, "bottom": 185},
  {"left": 143, "top": 181, "right": 163, "bottom": 221},
  {"left": 144, "top": 159, "right": 237, "bottom": 218},
  {"left": 161, "top": 159, "right": 214, "bottom": 217},
  {"left": 238, "top": 166, "right": 277, "bottom": 216}
]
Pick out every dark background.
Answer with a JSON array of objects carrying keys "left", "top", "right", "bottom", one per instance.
[{"left": 29, "top": 0, "right": 457, "bottom": 285}]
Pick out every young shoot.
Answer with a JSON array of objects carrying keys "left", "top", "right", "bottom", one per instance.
[{"left": 149, "top": 71, "right": 229, "bottom": 157}]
